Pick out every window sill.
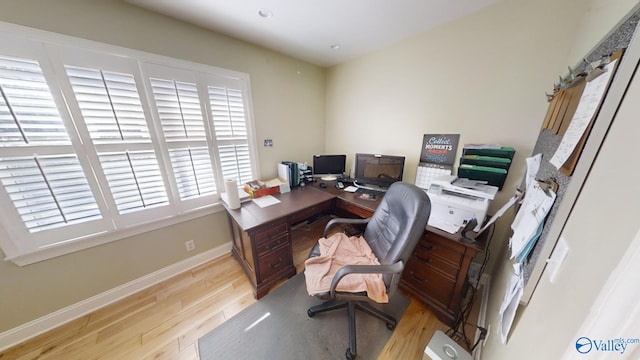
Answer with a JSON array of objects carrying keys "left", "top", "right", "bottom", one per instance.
[{"left": 4, "top": 202, "right": 226, "bottom": 266}]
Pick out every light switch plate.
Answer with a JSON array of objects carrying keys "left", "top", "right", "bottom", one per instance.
[{"left": 547, "top": 236, "right": 569, "bottom": 283}]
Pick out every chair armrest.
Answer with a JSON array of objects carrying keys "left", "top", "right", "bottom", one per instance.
[
  {"left": 323, "top": 217, "right": 370, "bottom": 237},
  {"left": 329, "top": 262, "right": 404, "bottom": 298}
]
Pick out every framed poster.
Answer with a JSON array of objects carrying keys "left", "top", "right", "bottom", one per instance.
[{"left": 420, "top": 134, "right": 460, "bottom": 165}]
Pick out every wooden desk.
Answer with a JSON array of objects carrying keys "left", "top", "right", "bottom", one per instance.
[
  {"left": 224, "top": 187, "right": 335, "bottom": 299},
  {"left": 223, "top": 182, "right": 486, "bottom": 326},
  {"left": 400, "top": 226, "right": 486, "bottom": 327}
]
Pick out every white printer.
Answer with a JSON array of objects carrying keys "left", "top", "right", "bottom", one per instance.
[{"left": 425, "top": 175, "right": 498, "bottom": 233}]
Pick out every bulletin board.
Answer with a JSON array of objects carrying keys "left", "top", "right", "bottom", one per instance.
[{"left": 520, "top": 7, "right": 640, "bottom": 305}]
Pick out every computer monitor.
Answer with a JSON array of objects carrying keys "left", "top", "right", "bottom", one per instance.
[
  {"left": 312, "top": 154, "right": 346, "bottom": 181},
  {"left": 354, "top": 153, "right": 405, "bottom": 189}
]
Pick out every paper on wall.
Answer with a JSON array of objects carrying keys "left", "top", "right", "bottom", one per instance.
[
  {"left": 509, "top": 182, "right": 556, "bottom": 260},
  {"left": 549, "top": 59, "right": 617, "bottom": 169},
  {"left": 525, "top": 154, "right": 541, "bottom": 190},
  {"left": 499, "top": 263, "right": 524, "bottom": 344}
]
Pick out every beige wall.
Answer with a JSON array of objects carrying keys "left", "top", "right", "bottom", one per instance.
[
  {"left": 325, "top": 0, "right": 585, "bottom": 273},
  {"left": 325, "top": 0, "right": 639, "bottom": 358},
  {"left": 0, "top": 0, "right": 325, "bottom": 332},
  {"left": 567, "top": 0, "right": 640, "bottom": 64}
]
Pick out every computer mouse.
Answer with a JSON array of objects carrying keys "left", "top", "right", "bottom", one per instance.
[
  {"left": 336, "top": 182, "right": 344, "bottom": 189},
  {"left": 319, "top": 182, "right": 327, "bottom": 188}
]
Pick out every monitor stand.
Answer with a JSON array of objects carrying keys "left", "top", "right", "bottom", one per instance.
[{"left": 320, "top": 175, "right": 337, "bottom": 181}]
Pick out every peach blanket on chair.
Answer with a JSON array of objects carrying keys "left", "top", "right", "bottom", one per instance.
[{"left": 304, "top": 232, "right": 388, "bottom": 303}]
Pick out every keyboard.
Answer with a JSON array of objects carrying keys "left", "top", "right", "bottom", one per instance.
[{"left": 337, "top": 176, "right": 355, "bottom": 183}]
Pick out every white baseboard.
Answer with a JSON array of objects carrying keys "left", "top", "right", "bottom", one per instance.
[
  {"left": 0, "top": 242, "right": 232, "bottom": 352},
  {"left": 473, "top": 273, "right": 491, "bottom": 360}
]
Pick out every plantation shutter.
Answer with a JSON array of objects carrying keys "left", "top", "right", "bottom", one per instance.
[
  {"left": 149, "top": 78, "right": 217, "bottom": 200},
  {"left": 65, "top": 65, "right": 169, "bottom": 213},
  {"left": 209, "top": 86, "right": 253, "bottom": 186},
  {"left": 0, "top": 30, "right": 258, "bottom": 264},
  {"left": 0, "top": 55, "right": 102, "bottom": 233}
]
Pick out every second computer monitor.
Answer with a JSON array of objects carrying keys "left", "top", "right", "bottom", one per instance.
[{"left": 312, "top": 154, "right": 346, "bottom": 181}]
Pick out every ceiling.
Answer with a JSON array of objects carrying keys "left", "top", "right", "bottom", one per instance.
[{"left": 127, "top": 0, "right": 502, "bottom": 67}]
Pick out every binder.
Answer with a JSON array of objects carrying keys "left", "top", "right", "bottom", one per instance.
[{"left": 280, "top": 161, "right": 300, "bottom": 188}]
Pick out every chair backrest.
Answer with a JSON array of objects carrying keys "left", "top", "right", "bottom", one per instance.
[{"left": 363, "top": 182, "right": 431, "bottom": 287}]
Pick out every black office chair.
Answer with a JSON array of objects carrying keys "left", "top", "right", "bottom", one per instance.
[{"left": 305, "top": 181, "right": 431, "bottom": 359}]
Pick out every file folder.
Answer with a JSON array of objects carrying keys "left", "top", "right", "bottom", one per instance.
[
  {"left": 460, "top": 155, "right": 512, "bottom": 170},
  {"left": 462, "top": 146, "right": 516, "bottom": 160},
  {"left": 457, "top": 164, "right": 508, "bottom": 189}
]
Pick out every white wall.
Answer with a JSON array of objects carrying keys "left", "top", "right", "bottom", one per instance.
[{"left": 0, "top": 0, "right": 325, "bottom": 333}]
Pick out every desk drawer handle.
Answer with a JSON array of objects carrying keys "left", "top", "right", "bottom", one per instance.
[
  {"left": 409, "top": 272, "right": 428, "bottom": 284},
  {"left": 269, "top": 258, "right": 283, "bottom": 269},
  {"left": 418, "top": 244, "right": 436, "bottom": 251},
  {"left": 416, "top": 257, "right": 433, "bottom": 265},
  {"left": 264, "top": 227, "right": 286, "bottom": 240},
  {"left": 265, "top": 239, "right": 282, "bottom": 250}
]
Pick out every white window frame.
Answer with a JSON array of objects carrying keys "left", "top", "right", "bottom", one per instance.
[{"left": 0, "top": 22, "right": 260, "bottom": 265}]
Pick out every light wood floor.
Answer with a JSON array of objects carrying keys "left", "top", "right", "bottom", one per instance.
[{"left": 0, "top": 216, "right": 478, "bottom": 360}]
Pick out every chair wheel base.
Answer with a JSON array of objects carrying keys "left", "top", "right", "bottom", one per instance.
[
  {"left": 386, "top": 322, "right": 396, "bottom": 330},
  {"left": 346, "top": 348, "right": 356, "bottom": 360},
  {"left": 307, "top": 309, "right": 316, "bottom": 317}
]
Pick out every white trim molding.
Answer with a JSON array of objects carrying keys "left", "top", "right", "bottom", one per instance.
[
  {"left": 0, "top": 243, "right": 232, "bottom": 352},
  {"left": 473, "top": 273, "right": 491, "bottom": 360}
]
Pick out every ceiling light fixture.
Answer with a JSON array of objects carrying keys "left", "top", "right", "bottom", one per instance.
[
  {"left": 330, "top": 44, "right": 341, "bottom": 50},
  {"left": 257, "top": 8, "right": 273, "bottom": 18}
]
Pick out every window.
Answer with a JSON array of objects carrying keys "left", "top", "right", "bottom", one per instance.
[{"left": 0, "top": 29, "right": 258, "bottom": 265}]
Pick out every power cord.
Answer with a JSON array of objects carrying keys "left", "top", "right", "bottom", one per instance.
[{"left": 446, "top": 222, "right": 495, "bottom": 352}]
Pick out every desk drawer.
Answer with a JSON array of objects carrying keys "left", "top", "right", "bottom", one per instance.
[
  {"left": 335, "top": 198, "right": 373, "bottom": 218},
  {"left": 419, "top": 235, "right": 465, "bottom": 268},
  {"left": 411, "top": 251, "right": 459, "bottom": 281},
  {"left": 254, "top": 221, "right": 289, "bottom": 245},
  {"left": 258, "top": 244, "right": 292, "bottom": 280},
  {"left": 289, "top": 200, "right": 332, "bottom": 225},
  {"left": 413, "top": 245, "right": 461, "bottom": 278},
  {"left": 256, "top": 233, "right": 289, "bottom": 256},
  {"left": 403, "top": 258, "right": 456, "bottom": 308}
]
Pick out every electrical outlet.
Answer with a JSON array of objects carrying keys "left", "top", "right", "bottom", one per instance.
[{"left": 185, "top": 240, "right": 195, "bottom": 252}]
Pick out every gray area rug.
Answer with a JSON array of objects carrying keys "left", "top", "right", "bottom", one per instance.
[{"left": 198, "top": 273, "right": 410, "bottom": 360}]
